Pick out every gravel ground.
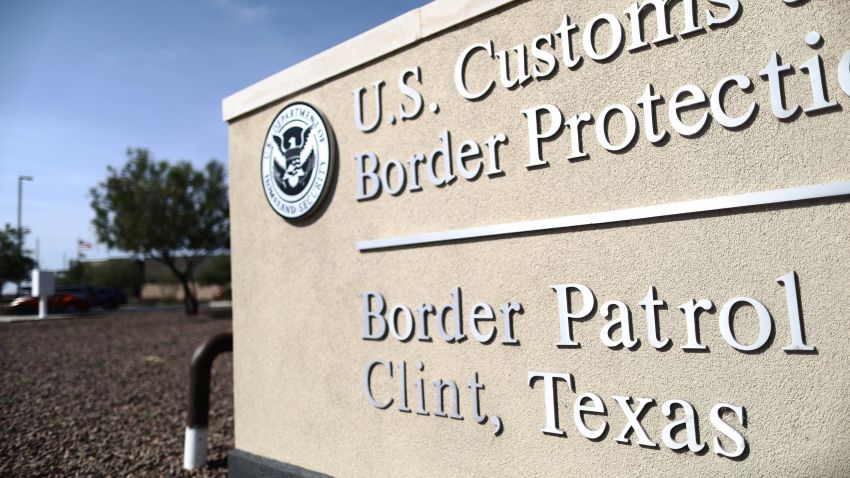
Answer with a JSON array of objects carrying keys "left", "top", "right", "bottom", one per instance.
[{"left": 0, "top": 310, "right": 233, "bottom": 477}]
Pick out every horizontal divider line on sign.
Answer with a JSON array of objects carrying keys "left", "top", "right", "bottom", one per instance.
[{"left": 355, "top": 180, "right": 850, "bottom": 252}]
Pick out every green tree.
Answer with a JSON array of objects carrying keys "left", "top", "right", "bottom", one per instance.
[
  {"left": 59, "top": 259, "right": 87, "bottom": 285},
  {"left": 90, "top": 148, "right": 229, "bottom": 314},
  {"left": 86, "top": 259, "right": 144, "bottom": 292},
  {"left": 59, "top": 259, "right": 145, "bottom": 296},
  {"left": 0, "top": 224, "right": 37, "bottom": 291},
  {"left": 196, "top": 255, "right": 231, "bottom": 286}
]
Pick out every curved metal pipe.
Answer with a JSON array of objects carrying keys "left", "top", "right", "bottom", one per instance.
[{"left": 183, "top": 332, "right": 233, "bottom": 470}]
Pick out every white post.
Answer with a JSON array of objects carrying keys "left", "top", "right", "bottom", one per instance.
[
  {"left": 31, "top": 269, "right": 55, "bottom": 319},
  {"left": 183, "top": 426, "right": 208, "bottom": 470}
]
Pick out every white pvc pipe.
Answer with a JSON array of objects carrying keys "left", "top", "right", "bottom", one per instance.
[
  {"left": 183, "top": 426, "right": 208, "bottom": 470},
  {"left": 38, "top": 296, "right": 47, "bottom": 319}
]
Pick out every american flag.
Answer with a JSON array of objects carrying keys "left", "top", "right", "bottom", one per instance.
[{"left": 78, "top": 240, "right": 93, "bottom": 251}]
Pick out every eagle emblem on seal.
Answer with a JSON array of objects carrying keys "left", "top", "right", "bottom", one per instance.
[
  {"left": 261, "top": 102, "right": 335, "bottom": 221},
  {"left": 271, "top": 125, "right": 316, "bottom": 196}
]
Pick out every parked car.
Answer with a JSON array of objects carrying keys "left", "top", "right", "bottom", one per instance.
[
  {"left": 94, "top": 287, "right": 127, "bottom": 309},
  {"left": 56, "top": 285, "right": 126, "bottom": 310},
  {"left": 8, "top": 292, "right": 92, "bottom": 315},
  {"left": 55, "top": 285, "right": 96, "bottom": 303}
]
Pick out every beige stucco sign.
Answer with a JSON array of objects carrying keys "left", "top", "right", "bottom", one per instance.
[{"left": 224, "top": 1, "right": 850, "bottom": 476}]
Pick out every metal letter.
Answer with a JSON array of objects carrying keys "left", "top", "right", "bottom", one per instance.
[
  {"left": 776, "top": 271, "right": 815, "bottom": 352},
  {"left": 405, "top": 153, "right": 426, "bottom": 192},
  {"left": 361, "top": 292, "right": 387, "bottom": 340},
  {"left": 454, "top": 41, "right": 495, "bottom": 100},
  {"left": 583, "top": 14, "right": 625, "bottom": 62},
  {"left": 661, "top": 399, "right": 707, "bottom": 453},
  {"left": 352, "top": 80, "right": 383, "bottom": 132},
  {"left": 719, "top": 297, "right": 773, "bottom": 352},
  {"left": 388, "top": 304, "right": 415, "bottom": 341},
  {"left": 426, "top": 131, "right": 456, "bottom": 187},
  {"left": 600, "top": 300, "right": 639, "bottom": 349},
  {"left": 679, "top": 0, "right": 702, "bottom": 36},
  {"left": 397, "top": 360, "right": 411, "bottom": 412},
  {"left": 416, "top": 303, "right": 436, "bottom": 342},
  {"left": 495, "top": 44, "right": 531, "bottom": 88},
  {"left": 381, "top": 159, "right": 406, "bottom": 196},
  {"left": 573, "top": 392, "right": 608, "bottom": 440},
  {"left": 640, "top": 287, "right": 670, "bottom": 349},
  {"left": 624, "top": 0, "right": 674, "bottom": 52},
  {"left": 800, "top": 39, "right": 839, "bottom": 114},
  {"left": 596, "top": 104, "right": 638, "bottom": 152},
  {"left": 531, "top": 33, "right": 557, "bottom": 79},
  {"left": 456, "top": 140, "right": 483, "bottom": 180},
  {"left": 759, "top": 52, "right": 800, "bottom": 120},
  {"left": 636, "top": 84, "right": 668, "bottom": 144},
  {"left": 433, "top": 379, "right": 463, "bottom": 419},
  {"left": 552, "top": 283, "right": 596, "bottom": 347},
  {"left": 398, "top": 66, "right": 424, "bottom": 121},
  {"left": 522, "top": 104, "right": 564, "bottom": 168},
  {"left": 528, "top": 371, "right": 574, "bottom": 436},
  {"left": 484, "top": 133, "right": 508, "bottom": 176},
  {"left": 564, "top": 112, "right": 594, "bottom": 160},
  {"left": 470, "top": 303, "right": 497, "bottom": 343},
  {"left": 706, "top": 0, "right": 740, "bottom": 28},
  {"left": 467, "top": 372, "right": 487, "bottom": 424},
  {"left": 500, "top": 302, "right": 522, "bottom": 345},
  {"left": 613, "top": 396, "right": 658, "bottom": 447},
  {"left": 711, "top": 75, "right": 756, "bottom": 129},
  {"left": 355, "top": 152, "right": 381, "bottom": 201},
  {"left": 710, "top": 403, "right": 747, "bottom": 458},
  {"left": 363, "top": 360, "right": 393, "bottom": 409},
  {"left": 678, "top": 299, "right": 712, "bottom": 351},
  {"left": 414, "top": 361, "right": 428, "bottom": 415},
  {"left": 554, "top": 15, "right": 581, "bottom": 69},
  {"left": 669, "top": 84, "right": 709, "bottom": 137},
  {"left": 437, "top": 287, "right": 466, "bottom": 343}
]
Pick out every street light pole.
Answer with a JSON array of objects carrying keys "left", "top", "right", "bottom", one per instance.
[{"left": 16, "top": 175, "right": 33, "bottom": 295}]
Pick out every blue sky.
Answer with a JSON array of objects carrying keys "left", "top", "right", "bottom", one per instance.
[{"left": 0, "top": 0, "right": 427, "bottom": 274}]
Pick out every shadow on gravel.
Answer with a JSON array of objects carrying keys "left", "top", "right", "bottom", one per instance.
[{"left": 207, "top": 457, "right": 228, "bottom": 469}]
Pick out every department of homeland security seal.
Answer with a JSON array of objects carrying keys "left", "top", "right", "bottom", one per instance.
[{"left": 261, "top": 102, "right": 336, "bottom": 221}]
